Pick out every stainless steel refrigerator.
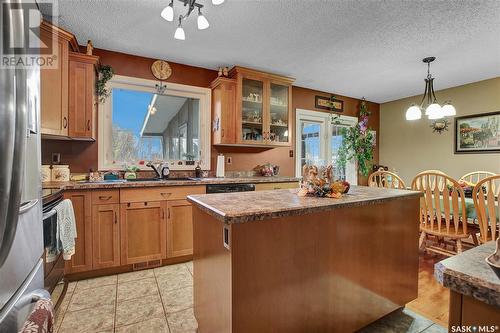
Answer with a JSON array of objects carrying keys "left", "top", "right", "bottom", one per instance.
[{"left": 0, "top": 1, "right": 50, "bottom": 331}]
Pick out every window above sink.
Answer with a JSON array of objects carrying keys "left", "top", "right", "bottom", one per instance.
[{"left": 99, "top": 75, "right": 211, "bottom": 171}]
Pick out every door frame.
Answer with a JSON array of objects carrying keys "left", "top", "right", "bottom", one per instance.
[{"left": 295, "top": 109, "right": 358, "bottom": 184}]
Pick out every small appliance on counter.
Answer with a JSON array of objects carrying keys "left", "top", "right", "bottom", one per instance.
[{"left": 216, "top": 154, "right": 225, "bottom": 178}]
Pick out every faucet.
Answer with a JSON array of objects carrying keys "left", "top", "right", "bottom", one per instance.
[{"left": 146, "top": 161, "right": 162, "bottom": 179}]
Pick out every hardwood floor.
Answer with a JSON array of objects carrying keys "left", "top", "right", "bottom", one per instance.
[{"left": 406, "top": 251, "right": 449, "bottom": 327}]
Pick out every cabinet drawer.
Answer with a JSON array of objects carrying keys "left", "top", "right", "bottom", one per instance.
[
  {"left": 92, "top": 190, "right": 119, "bottom": 205},
  {"left": 255, "top": 182, "right": 299, "bottom": 191},
  {"left": 120, "top": 186, "right": 206, "bottom": 203}
]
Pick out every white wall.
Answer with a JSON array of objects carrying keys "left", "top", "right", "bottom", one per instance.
[{"left": 380, "top": 77, "right": 500, "bottom": 186}]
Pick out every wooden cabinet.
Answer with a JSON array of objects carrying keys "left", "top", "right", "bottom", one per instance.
[
  {"left": 120, "top": 201, "right": 167, "bottom": 265},
  {"left": 40, "top": 22, "right": 73, "bottom": 137},
  {"left": 211, "top": 77, "right": 236, "bottom": 145},
  {"left": 64, "top": 191, "right": 92, "bottom": 274},
  {"left": 211, "top": 67, "right": 294, "bottom": 147},
  {"left": 166, "top": 200, "right": 194, "bottom": 258},
  {"left": 255, "top": 182, "right": 299, "bottom": 191},
  {"left": 92, "top": 204, "right": 120, "bottom": 269},
  {"left": 68, "top": 52, "right": 99, "bottom": 140}
]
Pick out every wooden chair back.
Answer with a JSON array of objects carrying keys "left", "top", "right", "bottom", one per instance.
[
  {"left": 411, "top": 172, "right": 468, "bottom": 236},
  {"left": 472, "top": 175, "right": 500, "bottom": 243},
  {"left": 460, "top": 171, "right": 496, "bottom": 185},
  {"left": 368, "top": 170, "right": 406, "bottom": 189}
]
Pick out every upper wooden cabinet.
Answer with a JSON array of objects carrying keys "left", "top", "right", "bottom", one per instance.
[
  {"left": 211, "top": 67, "right": 294, "bottom": 147},
  {"left": 40, "top": 21, "right": 98, "bottom": 140},
  {"left": 68, "top": 52, "right": 99, "bottom": 140}
]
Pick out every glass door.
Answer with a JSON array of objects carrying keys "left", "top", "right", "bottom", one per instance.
[
  {"left": 268, "top": 83, "right": 289, "bottom": 144},
  {"left": 241, "top": 78, "right": 264, "bottom": 143}
]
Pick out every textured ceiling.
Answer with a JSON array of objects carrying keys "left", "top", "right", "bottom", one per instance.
[{"left": 42, "top": 0, "right": 500, "bottom": 103}]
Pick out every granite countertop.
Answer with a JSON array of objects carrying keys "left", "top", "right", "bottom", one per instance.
[
  {"left": 42, "top": 176, "right": 300, "bottom": 190},
  {"left": 435, "top": 242, "right": 500, "bottom": 307},
  {"left": 187, "top": 185, "right": 422, "bottom": 224}
]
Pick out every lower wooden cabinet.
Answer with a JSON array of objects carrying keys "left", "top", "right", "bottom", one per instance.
[
  {"left": 92, "top": 204, "right": 120, "bottom": 269},
  {"left": 167, "top": 200, "right": 194, "bottom": 258},
  {"left": 120, "top": 201, "right": 167, "bottom": 265},
  {"left": 255, "top": 181, "right": 299, "bottom": 191},
  {"left": 64, "top": 191, "right": 92, "bottom": 274}
]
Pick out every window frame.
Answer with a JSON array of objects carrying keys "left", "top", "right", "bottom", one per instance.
[
  {"left": 295, "top": 108, "right": 358, "bottom": 184},
  {"left": 98, "top": 75, "right": 211, "bottom": 171}
]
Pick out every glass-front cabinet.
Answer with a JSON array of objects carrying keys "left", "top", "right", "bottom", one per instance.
[{"left": 233, "top": 67, "right": 294, "bottom": 146}]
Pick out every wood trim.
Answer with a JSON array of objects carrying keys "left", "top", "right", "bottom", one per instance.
[
  {"left": 229, "top": 66, "right": 295, "bottom": 84},
  {"left": 40, "top": 20, "right": 79, "bottom": 52}
]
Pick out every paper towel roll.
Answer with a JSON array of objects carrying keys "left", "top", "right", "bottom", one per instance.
[{"left": 216, "top": 154, "right": 225, "bottom": 178}]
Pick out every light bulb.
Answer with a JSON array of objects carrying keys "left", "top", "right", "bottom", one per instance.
[
  {"left": 161, "top": 2, "right": 174, "bottom": 22},
  {"left": 442, "top": 103, "right": 456, "bottom": 117},
  {"left": 427, "top": 104, "right": 443, "bottom": 119},
  {"left": 197, "top": 13, "right": 209, "bottom": 30},
  {"left": 405, "top": 105, "right": 422, "bottom": 120},
  {"left": 212, "top": 0, "right": 224, "bottom": 4},
  {"left": 174, "top": 26, "right": 185, "bottom": 40}
]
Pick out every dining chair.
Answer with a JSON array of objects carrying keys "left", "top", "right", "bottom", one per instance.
[
  {"left": 368, "top": 170, "right": 406, "bottom": 189},
  {"left": 411, "top": 172, "right": 473, "bottom": 256},
  {"left": 460, "top": 171, "right": 496, "bottom": 185},
  {"left": 472, "top": 175, "right": 500, "bottom": 244}
]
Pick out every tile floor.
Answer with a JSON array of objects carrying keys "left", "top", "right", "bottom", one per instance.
[{"left": 53, "top": 261, "right": 447, "bottom": 333}]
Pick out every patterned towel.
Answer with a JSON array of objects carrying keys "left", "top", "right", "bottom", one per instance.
[
  {"left": 54, "top": 199, "right": 77, "bottom": 260},
  {"left": 18, "top": 299, "right": 54, "bottom": 333}
]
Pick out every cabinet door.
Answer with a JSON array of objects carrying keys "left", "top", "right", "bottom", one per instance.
[
  {"left": 92, "top": 204, "right": 120, "bottom": 269},
  {"left": 64, "top": 191, "right": 92, "bottom": 273},
  {"left": 166, "top": 200, "right": 193, "bottom": 258},
  {"left": 238, "top": 76, "right": 266, "bottom": 144},
  {"left": 268, "top": 82, "right": 292, "bottom": 146},
  {"left": 211, "top": 78, "right": 236, "bottom": 145},
  {"left": 68, "top": 58, "right": 94, "bottom": 139},
  {"left": 120, "top": 201, "right": 167, "bottom": 265},
  {"left": 40, "top": 28, "right": 69, "bottom": 136}
]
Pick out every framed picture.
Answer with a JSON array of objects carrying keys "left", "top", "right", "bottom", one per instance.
[
  {"left": 455, "top": 111, "right": 500, "bottom": 154},
  {"left": 315, "top": 96, "right": 344, "bottom": 112}
]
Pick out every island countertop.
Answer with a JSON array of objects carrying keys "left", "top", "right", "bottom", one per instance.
[
  {"left": 187, "top": 185, "right": 422, "bottom": 224},
  {"left": 435, "top": 241, "right": 500, "bottom": 307}
]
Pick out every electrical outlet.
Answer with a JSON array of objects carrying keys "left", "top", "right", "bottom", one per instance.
[
  {"left": 52, "top": 153, "right": 61, "bottom": 164},
  {"left": 226, "top": 156, "right": 232, "bottom": 165}
]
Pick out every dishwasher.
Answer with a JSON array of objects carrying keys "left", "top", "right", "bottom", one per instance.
[{"left": 206, "top": 183, "right": 256, "bottom": 193}]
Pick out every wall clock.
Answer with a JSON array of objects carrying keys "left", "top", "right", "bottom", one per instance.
[{"left": 151, "top": 60, "right": 172, "bottom": 80}]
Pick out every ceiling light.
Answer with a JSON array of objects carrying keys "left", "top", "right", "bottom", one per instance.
[
  {"left": 174, "top": 17, "right": 185, "bottom": 40},
  {"left": 212, "top": 0, "right": 224, "bottom": 5},
  {"left": 161, "top": 0, "right": 174, "bottom": 21},
  {"left": 405, "top": 105, "right": 422, "bottom": 120},
  {"left": 197, "top": 8, "right": 209, "bottom": 30},
  {"left": 405, "top": 57, "right": 455, "bottom": 125},
  {"left": 442, "top": 102, "right": 456, "bottom": 117}
]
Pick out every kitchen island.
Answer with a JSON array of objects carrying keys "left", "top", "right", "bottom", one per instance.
[{"left": 187, "top": 186, "right": 422, "bottom": 333}]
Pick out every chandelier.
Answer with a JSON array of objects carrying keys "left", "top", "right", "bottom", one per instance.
[
  {"left": 405, "top": 57, "right": 456, "bottom": 121},
  {"left": 161, "top": 0, "right": 224, "bottom": 40}
]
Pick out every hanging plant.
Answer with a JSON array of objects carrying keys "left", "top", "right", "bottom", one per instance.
[
  {"left": 96, "top": 65, "right": 114, "bottom": 103},
  {"left": 337, "top": 99, "right": 375, "bottom": 177}
]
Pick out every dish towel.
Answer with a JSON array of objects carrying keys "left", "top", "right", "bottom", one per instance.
[
  {"left": 18, "top": 299, "right": 54, "bottom": 333},
  {"left": 54, "top": 199, "right": 77, "bottom": 260}
]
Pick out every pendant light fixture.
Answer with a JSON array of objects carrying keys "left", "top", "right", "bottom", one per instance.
[
  {"left": 162, "top": 0, "right": 223, "bottom": 40},
  {"left": 405, "top": 57, "right": 456, "bottom": 121}
]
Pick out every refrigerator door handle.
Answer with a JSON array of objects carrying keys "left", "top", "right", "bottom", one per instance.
[{"left": 19, "top": 199, "right": 39, "bottom": 214}]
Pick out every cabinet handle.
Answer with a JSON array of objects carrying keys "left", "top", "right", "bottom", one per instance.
[
  {"left": 167, "top": 208, "right": 170, "bottom": 219},
  {"left": 63, "top": 117, "right": 67, "bottom": 129},
  {"left": 162, "top": 209, "right": 165, "bottom": 219},
  {"left": 98, "top": 195, "right": 112, "bottom": 201},
  {"left": 87, "top": 120, "right": 91, "bottom": 131},
  {"left": 221, "top": 128, "right": 224, "bottom": 137},
  {"left": 114, "top": 211, "right": 118, "bottom": 224}
]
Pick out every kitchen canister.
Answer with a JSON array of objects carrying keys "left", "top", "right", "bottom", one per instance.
[
  {"left": 41, "top": 165, "right": 51, "bottom": 182},
  {"left": 51, "top": 165, "right": 70, "bottom": 182}
]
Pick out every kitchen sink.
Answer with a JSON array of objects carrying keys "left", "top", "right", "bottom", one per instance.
[{"left": 126, "top": 178, "right": 163, "bottom": 182}]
